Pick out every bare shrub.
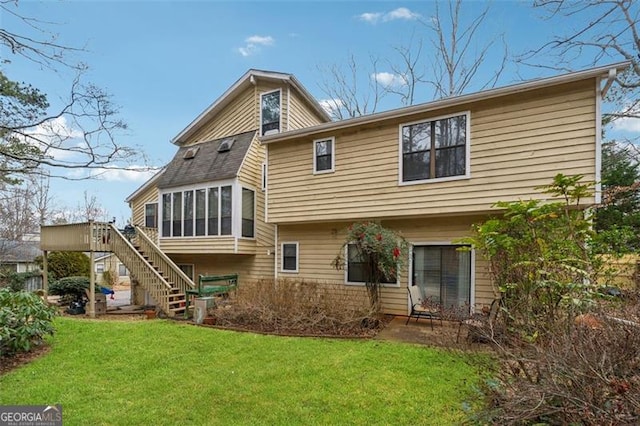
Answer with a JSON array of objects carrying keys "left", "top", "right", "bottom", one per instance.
[
  {"left": 213, "top": 279, "right": 381, "bottom": 336},
  {"left": 474, "top": 298, "right": 640, "bottom": 425}
]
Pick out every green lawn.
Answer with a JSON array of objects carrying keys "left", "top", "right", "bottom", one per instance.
[{"left": 0, "top": 318, "right": 480, "bottom": 425}]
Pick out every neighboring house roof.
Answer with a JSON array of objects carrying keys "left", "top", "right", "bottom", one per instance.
[
  {"left": 125, "top": 168, "right": 165, "bottom": 203},
  {"left": 157, "top": 130, "right": 256, "bottom": 189},
  {"left": 0, "top": 240, "right": 42, "bottom": 263},
  {"left": 171, "top": 69, "right": 331, "bottom": 145},
  {"left": 261, "top": 61, "right": 630, "bottom": 144}
]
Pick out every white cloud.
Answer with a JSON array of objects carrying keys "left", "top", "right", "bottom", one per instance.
[
  {"left": 318, "top": 98, "right": 345, "bottom": 116},
  {"left": 613, "top": 117, "right": 640, "bottom": 133},
  {"left": 372, "top": 72, "right": 407, "bottom": 87},
  {"left": 358, "top": 12, "right": 383, "bottom": 23},
  {"left": 237, "top": 35, "right": 275, "bottom": 57},
  {"left": 23, "top": 116, "right": 84, "bottom": 161},
  {"left": 384, "top": 7, "right": 420, "bottom": 22},
  {"left": 358, "top": 7, "right": 420, "bottom": 24},
  {"left": 65, "top": 166, "right": 159, "bottom": 182}
]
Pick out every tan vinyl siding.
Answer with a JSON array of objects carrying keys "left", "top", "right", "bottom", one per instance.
[
  {"left": 277, "top": 216, "right": 493, "bottom": 316},
  {"left": 130, "top": 185, "right": 159, "bottom": 228},
  {"left": 288, "top": 89, "right": 327, "bottom": 130},
  {"left": 268, "top": 79, "right": 598, "bottom": 223},
  {"left": 169, "top": 253, "right": 273, "bottom": 282},
  {"left": 160, "top": 237, "right": 241, "bottom": 254},
  {"left": 187, "top": 86, "right": 256, "bottom": 145}
]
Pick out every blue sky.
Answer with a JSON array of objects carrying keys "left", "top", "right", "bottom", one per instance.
[{"left": 2, "top": 1, "right": 635, "bottom": 225}]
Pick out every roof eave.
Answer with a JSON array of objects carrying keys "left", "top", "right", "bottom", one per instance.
[
  {"left": 171, "top": 70, "right": 330, "bottom": 146},
  {"left": 261, "top": 61, "right": 631, "bottom": 145}
]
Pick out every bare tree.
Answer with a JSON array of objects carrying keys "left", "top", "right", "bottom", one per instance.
[
  {"left": 317, "top": 54, "right": 388, "bottom": 120},
  {"left": 421, "top": 0, "right": 507, "bottom": 99},
  {"left": 0, "top": 1, "right": 149, "bottom": 183},
  {"left": 317, "top": 1, "right": 508, "bottom": 118},
  {"left": 524, "top": 0, "right": 640, "bottom": 122}
]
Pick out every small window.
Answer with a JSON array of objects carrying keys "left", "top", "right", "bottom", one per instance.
[
  {"left": 346, "top": 244, "right": 397, "bottom": 285},
  {"left": 400, "top": 112, "right": 469, "bottom": 183},
  {"left": 261, "top": 90, "right": 281, "bottom": 136},
  {"left": 118, "top": 264, "right": 129, "bottom": 277},
  {"left": 145, "top": 203, "right": 158, "bottom": 228},
  {"left": 177, "top": 264, "right": 194, "bottom": 281},
  {"left": 95, "top": 263, "right": 105, "bottom": 274},
  {"left": 261, "top": 162, "right": 267, "bottom": 191},
  {"left": 241, "top": 188, "right": 255, "bottom": 238},
  {"left": 281, "top": 242, "right": 298, "bottom": 273},
  {"left": 313, "top": 137, "right": 335, "bottom": 174}
]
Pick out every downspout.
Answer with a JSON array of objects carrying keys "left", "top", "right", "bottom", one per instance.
[
  {"left": 274, "top": 224, "right": 278, "bottom": 280},
  {"left": 601, "top": 68, "right": 617, "bottom": 99}
]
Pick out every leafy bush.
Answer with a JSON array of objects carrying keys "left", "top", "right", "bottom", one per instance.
[
  {"left": 49, "top": 276, "right": 90, "bottom": 298},
  {"left": 0, "top": 288, "right": 57, "bottom": 356},
  {"left": 214, "top": 279, "right": 380, "bottom": 336},
  {"left": 0, "top": 271, "right": 42, "bottom": 292},
  {"left": 36, "top": 251, "right": 90, "bottom": 280}
]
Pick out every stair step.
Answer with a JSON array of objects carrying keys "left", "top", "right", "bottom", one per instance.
[
  {"left": 167, "top": 299, "right": 186, "bottom": 306},
  {"left": 170, "top": 307, "right": 186, "bottom": 314}
]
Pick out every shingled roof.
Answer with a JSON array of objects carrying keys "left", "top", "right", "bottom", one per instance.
[{"left": 157, "top": 130, "right": 256, "bottom": 189}]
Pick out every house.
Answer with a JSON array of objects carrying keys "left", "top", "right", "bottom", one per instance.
[
  {"left": 93, "top": 252, "right": 131, "bottom": 287},
  {"left": 41, "top": 62, "right": 629, "bottom": 317},
  {"left": 0, "top": 237, "right": 43, "bottom": 291}
]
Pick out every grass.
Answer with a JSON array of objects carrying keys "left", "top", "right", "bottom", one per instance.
[{"left": 0, "top": 317, "right": 481, "bottom": 425}]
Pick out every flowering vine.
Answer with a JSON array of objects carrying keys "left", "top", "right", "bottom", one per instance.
[{"left": 332, "top": 221, "right": 408, "bottom": 311}]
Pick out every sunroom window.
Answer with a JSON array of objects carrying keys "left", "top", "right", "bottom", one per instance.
[
  {"left": 261, "top": 90, "right": 281, "bottom": 136},
  {"left": 160, "top": 184, "right": 234, "bottom": 238},
  {"left": 401, "top": 113, "right": 468, "bottom": 183},
  {"left": 241, "top": 188, "right": 255, "bottom": 238}
]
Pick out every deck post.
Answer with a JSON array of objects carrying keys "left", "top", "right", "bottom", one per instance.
[
  {"left": 42, "top": 250, "right": 48, "bottom": 294},
  {"left": 88, "top": 250, "right": 96, "bottom": 318}
]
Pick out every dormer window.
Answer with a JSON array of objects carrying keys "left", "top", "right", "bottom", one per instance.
[{"left": 261, "top": 89, "right": 281, "bottom": 136}]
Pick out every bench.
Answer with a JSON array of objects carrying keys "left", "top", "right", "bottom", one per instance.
[{"left": 185, "top": 274, "right": 238, "bottom": 318}]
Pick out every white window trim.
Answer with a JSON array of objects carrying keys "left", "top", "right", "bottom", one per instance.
[
  {"left": 398, "top": 110, "right": 471, "bottom": 186},
  {"left": 280, "top": 241, "right": 299, "bottom": 273},
  {"left": 313, "top": 137, "right": 335, "bottom": 174},
  {"left": 408, "top": 242, "right": 476, "bottom": 312},
  {"left": 344, "top": 243, "right": 400, "bottom": 288},
  {"left": 260, "top": 89, "right": 282, "bottom": 137},
  {"left": 159, "top": 178, "right": 238, "bottom": 239},
  {"left": 144, "top": 202, "right": 158, "bottom": 228},
  {"left": 176, "top": 263, "right": 195, "bottom": 281},
  {"left": 240, "top": 186, "right": 257, "bottom": 240}
]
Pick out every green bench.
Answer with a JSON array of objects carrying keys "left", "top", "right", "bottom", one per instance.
[{"left": 185, "top": 273, "right": 238, "bottom": 318}]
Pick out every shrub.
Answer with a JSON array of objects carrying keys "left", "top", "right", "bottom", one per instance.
[
  {"left": 0, "top": 271, "right": 42, "bottom": 292},
  {"left": 49, "top": 276, "right": 90, "bottom": 298},
  {"left": 0, "top": 288, "right": 57, "bottom": 356},
  {"left": 214, "top": 279, "right": 380, "bottom": 336},
  {"left": 36, "top": 251, "right": 90, "bottom": 280}
]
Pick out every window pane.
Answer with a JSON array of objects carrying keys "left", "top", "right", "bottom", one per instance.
[
  {"left": 413, "top": 245, "right": 470, "bottom": 308},
  {"left": 162, "top": 194, "right": 171, "bottom": 237},
  {"left": 172, "top": 192, "right": 182, "bottom": 237},
  {"left": 221, "top": 186, "right": 232, "bottom": 235},
  {"left": 145, "top": 203, "right": 157, "bottom": 228},
  {"left": 207, "top": 188, "right": 218, "bottom": 236},
  {"left": 195, "top": 189, "right": 206, "bottom": 236},
  {"left": 402, "top": 122, "right": 431, "bottom": 153},
  {"left": 261, "top": 91, "right": 280, "bottom": 135},
  {"left": 183, "top": 190, "right": 194, "bottom": 237},
  {"left": 282, "top": 243, "right": 297, "bottom": 271},
  {"left": 241, "top": 188, "right": 255, "bottom": 238},
  {"left": 435, "top": 146, "right": 465, "bottom": 178},
  {"left": 118, "top": 264, "right": 128, "bottom": 276},
  {"left": 347, "top": 244, "right": 395, "bottom": 283},
  {"left": 403, "top": 151, "right": 430, "bottom": 181},
  {"left": 435, "top": 116, "right": 466, "bottom": 148},
  {"left": 178, "top": 264, "right": 194, "bottom": 281}
]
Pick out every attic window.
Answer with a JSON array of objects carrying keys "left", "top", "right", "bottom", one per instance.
[
  {"left": 217, "top": 137, "right": 235, "bottom": 152},
  {"left": 183, "top": 146, "right": 200, "bottom": 160}
]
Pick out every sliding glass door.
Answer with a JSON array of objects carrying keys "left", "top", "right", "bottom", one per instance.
[{"left": 412, "top": 245, "right": 471, "bottom": 310}]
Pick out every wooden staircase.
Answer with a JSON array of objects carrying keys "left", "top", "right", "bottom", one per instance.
[{"left": 107, "top": 224, "right": 195, "bottom": 317}]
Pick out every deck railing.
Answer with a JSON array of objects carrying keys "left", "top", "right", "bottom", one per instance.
[
  {"left": 40, "top": 221, "right": 114, "bottom": 252},
  {"left": 134, "top": 225, "right": 195, "bottom": 294},
  {"left": 108, "top": 224, "right": 177, "bottom": 313}
]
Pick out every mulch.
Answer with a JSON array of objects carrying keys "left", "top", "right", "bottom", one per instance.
[{"left": 0, "top": 344, "right": 51, "bottom": 376}]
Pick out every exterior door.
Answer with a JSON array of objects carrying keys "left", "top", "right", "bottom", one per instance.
[{"left": 411, "top": 245, "right": 471, "bottom": 310}]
